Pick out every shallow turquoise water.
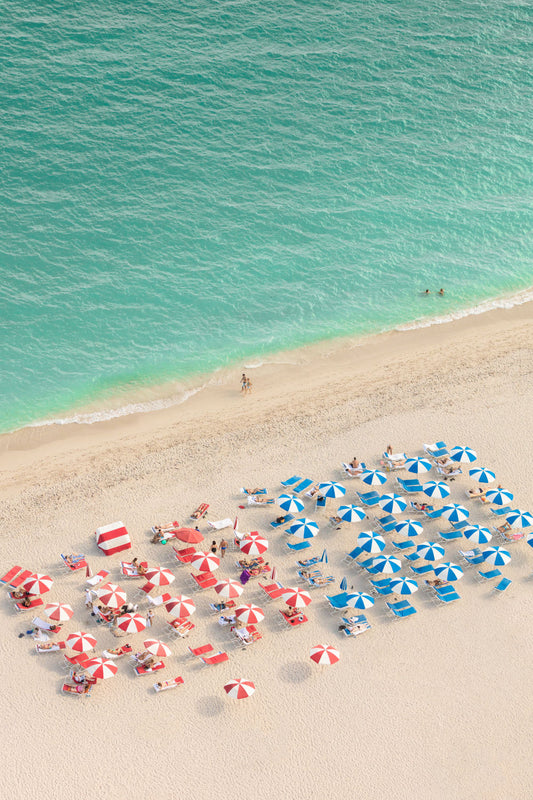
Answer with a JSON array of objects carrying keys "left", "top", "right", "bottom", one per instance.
[{"left": 1, "top": 0, "right": 532, "bottom": 431}]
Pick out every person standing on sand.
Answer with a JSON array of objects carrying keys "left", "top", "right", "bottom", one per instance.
[
  {"left": 240, "top": 373, "right": 247, "bottom": 393},
  {"left": 245, "top": 377, "right": 252, "bottom": 395},
  {"left": 219, "top": 538, "right": 227, "bottom": 558}
]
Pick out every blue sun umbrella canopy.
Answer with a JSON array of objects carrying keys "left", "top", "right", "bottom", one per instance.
[
  {"left": 484, "top": 488, "right": 513, "bottom": 506},
  {"left": 389, "top": 576, "right": 418, "bottom": 595},
  {"left": 482, "top": 546, "right": 511, "bottom": 566},
  {"left": 318, "top": 481, "right": 346, "bottom": 499},
  {"left": 405, "top": 457, "right": 433, "bottom": 475},
  {"left": 415, "top": 541, "right": 445, "bottom": 561},
  {"left": 468, "top": 467, "right": 496, "bottom": 484},
  {"left": 286, "top": 518, "right": 319, "bottom": 539},
  {"left": 277, "top": 494, "right": 305, "bottom": 514},
  {"left": 450, "top": 446, "right": 477, "bottom": 463},
  {"left": 378, "top": 493, "right": 407, "bottom": 514},
  {"left": 337, "top": 505, "right": 366, "bottom": 523},
  {"left": 463, "top": 525, "right": 492, "bottom": 544},
  {"left": 505, "top": 510, "right": 533, "bottom": 529},
  {"left": 434, "top": 562, "right": 464, "bottom": 581},
  {"left": 371, "top": 554, "right": 402, "bottom": 574},
  {"left": 346, "top": 591, "right": 375, "bottom": 609},
  {"left": 441, "top": 503, "right": 469, "bottom": 523},
  {"left": 422, "top": 480, "right": 451, "bottom": 500},
  {"left": 395, "top": 519, "right": 424, "bottom": 537},
  {"left": 526, "top": 533, "right": 533, "bottom": 549},
  {"left": 357, "top": 530, "right": 386, "bottom": 553},
  {"left": 361, "top": 469, "right": 388, "bottom": 486}
]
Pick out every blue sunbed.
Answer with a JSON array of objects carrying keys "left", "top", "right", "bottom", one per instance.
[
  {"left": 280, "top": 475, "right": 302, "bottom": 487},
  {"left": 270, "top": 514, "right": 294, "bottom": 528},
  {"left": 424, "top": 507, "right": 444, "bottom": 520},
  {"left": 433, "top": 585, "right": 461, "bottom": 603},
  {"left": 386, "top": 600, "right": 417, "bottom": 618},
  {"left": 409, "top": 563, "right": 433, "bottom": 575},
  {"left": 375, "top": 514, "right": 398, "bottom": 532},
  {"left": 493, "top": 577, "right": 512, "bottom": 593},
  {"left": 296, "top": 556, "right": 320, "bottom": 568},
  {"left": 476, "top": 568, "right": 502, "bottom": 582},
  {"left": 369, "top": 578, "right": 393, "bottom": 596},
  {"left": 293, "top": 478, "right": 314, "bottom": 494},
  {"left": 286, "top": 540, "right": 311, "bottom": 552},
  {"left": 343, "top": 546, "right": 363, "bottom": 564},
  {"left": 325, "top": 592, "right": 349, "bottom": 612},
  {"left": 356, "top": 491, "right": 381, "bottom": 507},
  {"left": 397, "top": 478, "right": 424, "bottom": 493},
  {"left": 489, "top": 505, "right": 514, "bottom": 516},
  {"left": 392, "top": 539, "right": 415, "bottom": 551},
  {"left": 438, "top": 529, "right": 463, "bottom": 542}
]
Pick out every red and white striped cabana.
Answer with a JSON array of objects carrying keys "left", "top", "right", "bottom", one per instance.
[{"left": 95, "top": 522, "right": 132, "bottom": 556}]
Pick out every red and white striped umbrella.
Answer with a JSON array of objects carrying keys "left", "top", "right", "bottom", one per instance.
[
  {"left": 144, "top": 638, "right": 172, "bottom": 658},
  {"left": 84, "top": 658, "right": 118, "bottom": 680},
  {"left": 66, "top": 631, "right": 97, "bottom": 653},
  {"left": 44, "top": 602, "right": 74, "bottom": 622},
  {"left": 164, "top": 594, "right": 196, "bottom": 617},
  {"left": 239, "top": 536, "right": 268, "bottom": 556},
  {"left": 224, "top": 678, "right": 256, "bottom": 699},
  {"left": 310, "top": 644, "right": 340, "bottom": 666},
  {"left": 96, "top": 583, "right": 127, "bottom": 608},
  {"left": 214, "top": 579, "right": 244, "bottom": 599},
  {"left": 282, "top": 587, "right": 312, "bottom": 608},
  {"left": 190, "top": 551, "right": 220, "bottom": 573},
  {"left": 117, "top": 613, "right": 147, "bottom": 634},
  {"left": 234, "top": 604, "right": 265, "bottom": 624},
  {"left": 144, "top": 567, "right": 175, "bottom": 587},
  {"left": 23, "top": 573, "right": 53, "bottom": 595}
]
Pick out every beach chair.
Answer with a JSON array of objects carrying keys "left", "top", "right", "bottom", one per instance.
[
  {"left": 356, "top": 491, "right": 381, "bottom": 507},
  {"left": 341, "top": 614, "right": 371, "bottom": 637},
  {"left": 386, "top": 600, "right": 417, "bottom": 618},
  {"left": 188, "top": 644, "right": 214, "bottom": 658},
  {"left": 86, "top": 569, "right": 109, "bottom": 586},
  {"left": 190, "top": 503, "right": 209, "bottom": 520},
  {"left": 292, "top": 478, "right": 314, "bottom": 494},
  {"left": 438, "top": 529, "right": 463, "bottom": 542},
  {"left": 146, "top": 593, "right": 171, "bottom": 608},
  {"left": 493, "top": 577, "right": 512, "bottom": 594},
  {"left": 494, "top": 528, "right": 523, "bottom": 544},
  {"left": 296, "top": 568, "right": 321, "bottom": 585},
  {"left": 14, "top": 597, "right": 44, "bottom": 612},
  {"left": 424, "top": 507, "right": 444, "bottom": 520},
  {"left": 35, "top": 640, "right": 66, "bottom": 653},
  {"left": 8, "top": 569, "right": 32, "bottom": 589},
  {"left": 423, "top": 442, "right": 448, "bottom": 458},
  {"left": 343, "top": 546, "right": 363, "bottom": 565},
  {"left": 200, "top": 651, "right": 229, "bottom": 667},
  {"left": 133, "top": 581, "right": 156, "bottom": 600},
  {"left": 324, "top": 593, "right": 349, "bottom": 613},
  {"left": 489, "top": 505, "right": 514, "bottom": 517},
  {"left": 382, "top": 455, "right": 407, "bottom": 472},
  {"left": 404, "top": 551, "right": 420, "bottom": 562},
  {"left": 280, "top": 475, "right": 302, "bottom": 487},
  {"left": 375, "top": 514, "right": 398, "bottom": 533},
  {"left": 135, "top": 661, "right": 165, "bottom": 676},
  {"left": 391, "top": 539, "right": 415, "bottom": 551},
  {"left": 450, "top": 520, "right": 469, "bottom": 532},
  {"left": 153, "top": 677, "right": 184, "bottom": 692},
  {"left": 62, "top": 682, "right": 92, "bottom": 696},
  {"left": 475, "top": 568, "right": 502, "bottom": 583},
  {"left": 278, "top": 610, "right": 308, "bottom": 628},
  {"left": 102, "top": 645, "right": 133, "bottom": 658},
  {"left": 286, "top": 540, "right": 311, "bottom": 552},
  {"left": 396, "top": 477, "right": 423, "bottom": 493},
  {"left": 172, "top": 546, "right": 197, "bottom": 564},
  {"left": 240, "top": 487, "right": 267, "bottom": 495},
  {"left": 435, "top": 465, "right": 462, "bottom": 479},
  {"left": 309, "top": 574, "right": 335, "bottom": 588},
  {"left": 190, "top": 571, "right": 217, "bottom": 591},
  {"left": 60, "top": 554, "right": 88, "bottom": 572},
  {"left": 341, "top": 463, "right": 363, "bottom": 479},
  {"left": 353, "top": 556, "right": 375, "bottom": 571},
  {"left": 270, "top": 514, "right": 294, "bottom": 528},
  {"left": 168, "top": 618, "right": 195, "bottom": 639},
  {"left": 432, "top": 585, "right": 461, "bottom": 604},
  {"left": 64, "top": 653, "right": 92, "bottom": 669},
  {"left": 258, "top": 581, "right": 285, "bottom": 601},
  {"left": 32, "top": 616, "right": 63, "bottom": 634},
  {"left": 408, "top": 501, "right": 434, "bottom": 516},
  {"left": 209, "top": 600, "right": 236, "bottom": 614},
  {"left": 247, "top": 495, "right": 275, "bottom": 506},
  {"left": 409, "top": 562, "right": 433, "bottom": 576},
  {"left": 0, "top": 566, "right": 21, "bottom": 586},
  {"left": 458, "top": 549, "right": 484, "bottom": 566},
  {"left": 369, "top": 578, "right": 393, "bottom": 596},
  {"left": 206, "top": 518, "right": 233, "bottom": 531},
  {"left": 120, "top": 560, "right": 147, "bottom": 578},
  {"left": 296, "top": 556, "right": 320, "bottom": 568}
]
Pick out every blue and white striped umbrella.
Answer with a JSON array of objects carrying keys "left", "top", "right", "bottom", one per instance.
[
  {"left": 469, "top": 467, "right": 496, "bottom": 484},
  {"left": 422, "top": 480, "right": 451, "bottom": 500},
  {"left": 415, "top": 541, "right": 445, "bottom": 561},
  {"left": 378, "top": 493, "right": 407, "bottom": 514},
  {"left": 339, "top": 576, "right": 348, "bottom": 591},
  {"left": 482, "top": 546, "right": 511, "bottom": 566},
  {"left": 525, "top": 533, "right": 533, "bottom": 549},
  {"left": 318, "top": 481, "right": 346, "bottom": 499},
  {"left": 286, "top": 518, "right": 319, "bottom": 539},
  {"left": 357, "top": 530, "right": 386, "bottom": 553},
  {"left": 441, "top": 503, "right": 469, "bottom": 523},
  {"left": 319, "top": 548, "right": 328, "bottom": 564},
  {"left": 463, "top": 525, "right": 492, "bottom": 544},
  {"left": 277, "top": 494, "right": 305, "bottom": 513},
  {"left": 337, "top": 504, "right": 366, "bottom": 523},
  {"left": 484, "top": 488, "right": 514, "bottom": 506},
  {"left": 389, "top": 577, "right": 419, "bottom": 595},
  {"left": 405, "top": 457, "right": 433, "bottom": 475},
  {"left": 361, "top": 469, "right": 388, "bottom": 486},
  {"left": 434, "top": 562, "right": 464, "bottom": 581},
  {"left": 345, "top": 591, "right": 375, "bottom": 610},
  {"left": 506, "top": 509, "right": 533, "bottom": 529},
  {"left": 395, "top": 519, "right": 424, "bottom": 537},
  {"left": 371, "top": 554, "right": 402, "bottom": 574},
  {"left": 450, "top": 446, "right": 477, "bottom": 463}
]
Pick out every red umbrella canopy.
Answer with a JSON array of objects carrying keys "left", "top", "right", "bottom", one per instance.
[
  {"left": 239, "top": 537, "right": 268, "bottom": 556},
  {"left": 234, "top": 604, "right": 265, "bottom": 624},
  {"left": 66, "top": 631, "right": 97, "bottom": 653},
  {"left": 144, "top": 567, "right": 175, "bottom": 587},
  {"left": 84, "top": 658, "right": 118, "bottom": 680},
  {"left": 97, "top": 583, "right": 127, "bottom": 608},
  {"left": 144, "top": 639, "right": 172, "bottom": 658},
  {"left": 309, "top": 644, "right": 340, "bottom": 666},
  {"left": 224, "top": 678, "right": 256, "bottom": 699},
  {"left": 190, "top": 552, "right": 220, "bottom": 572},
  {"left": 282, "top": 587, "right": 312, "bottom": 608},
  {"left": 23, "top": 573, "right": 53, "bottom": 595},
  {"left": 174, "top": 528, "right": 204, "bottom": 544},
  {"left": 117, "top": 613, "right": 146, "bottom": 634},
  {"left": 164, "top": 595, "right": 196, "bottom": 617},
  {"left": 214, "top": 579, "right": 244, "bottom": 599},
  {"left": 44, "top": 602, "right": 74, "bottom": 622}
]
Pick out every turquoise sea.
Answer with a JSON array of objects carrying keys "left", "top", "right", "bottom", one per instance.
[{"left": 1, "top": 0, "right": 532, "bottom": 433}]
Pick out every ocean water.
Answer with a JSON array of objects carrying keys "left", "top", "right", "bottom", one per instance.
[{"left": 1, "top": 0, "right": 532, "bottom": 432}]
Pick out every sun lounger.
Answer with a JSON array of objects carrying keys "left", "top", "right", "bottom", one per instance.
[
  {"left": 270, "top": 514, "right": 294, "bottom": 528},
  {"left": 356, "top": 491, "right": 381, "bottom": 507},
  {"left": 292, "top": 478, "right": 314, "bottom": 494},
  {"left": 64, "top": 653, "right": 92, "bottom": 668},
  {"left": 133, "top": 581, "right": 156, "bottom": 600},
  {"left": 209, "top": 600, "right": 236, "bottom": 614},
  {"left": 493, "top": 577, "right": 512, "bottom": 594},
  {"left": 386, "top": 600, "right": 417, "bottom": 618},
  {"left": 190, "top": 571, "right": 218, "bottom": 590},
  {"left": 120, "top": 561, "right": 148, "bottom": 577},
  {"left": 391, "top": 539, "right": 415, "bottom": 551},
  {"left": 489, "top": 505, "right": 514, "bottom": 517},
  {"left": 423, "top": 441, "right": 448, "bottom": 458},
  {"left": 135, "top": 660, "right": 165, "bottom": 675},
  {"left": 188, "top": 643, "right": 214, "bottom": 658},
  {"left": 315, "top": 495, "right": 327, "bottom": 510},
  {"left": 341, "top": 614, "right": 371, "bottom": 637},
  {"left": 35, "top": 641, "right": 66, "bottom": 653},
  {"left": 325, "top": 592, "right": 349, "bottom": 613},
  {"left": 435, "top": 465, "right": 462, "bottom": 479},
  {"left": 475, "top": 568, "right": 502, "bottom": 582},
  {"left": 231, "top": 624, "right": 262, "bottom": 648},
  {"left": 409, "top": 562, "right": 434, "bottom": 575},
  {"left": 408, "top": 501, "right": 434, "bottom": 516},
  {"left": 343, "top": 546, "right": 364, "bottom": 565},
  {"left": 0, "top": 566, "right": 21, "bottom": 586},
  {"left": 172, "top": 546, "right": 197, "bottom": 564},
  {"left": 167, "top": 618, "right": 195, "bottom": 639},
  {"left": 432, "top": 585, "right": 461, "bottom": 604},
  {"left": 382, "top": 455, "right": 407, "bottom": 472},
  {"left": 375, "top": 514, "right": 398, "bottom": 533},
  {"left": 308, "top": 574, "right": 335, "bottom": 588},
  {"left": 62, "top": 682, "right": 92, "bottom": 696},
  {"left": 279, "top": 610, "right": 308, "bottom": 628},
  {"left": 404, "top": 552, "right": 420, "bottom": 562},
  {"left": 258, "top": 581, "right": 285, "bottom": 601},
  {"left": 423, "top": 507, "right": 444, "bottom": 520},
  {"left": 200, "top": 651, "right": 229, "bottom": 666},
  {"left": 190, "top": 503, "right": 209, "bottom": 520},
  {"left": 14, "top": 597, "right": 44, "bottom": 612},
  {"left": 60, "top": 554, "right": 88, "bottom": 571},
  {"left": 296, "top": 556, "right": 320, "bottom": 568},
  {"left": 450, "top": 520, "right": 469, "bottom": 531},
  {"left": 396, "top": 477, "right": 423, "bottom": 493},
  {"left": 369, "top": 578, "right": 393, "bottom": 596},
  {"left": 341, "top": 462, "right": 364, "bottom": 478},
  {"left": 102, "top": 645, "right": 133, "bottom": 658},
  {"left": 458, "top": 548, "right": 484, "bottom": 566},
  {"left": 207, "top": 518, "right": 233, "bottom": 531},
  {"left": 32, "top": 616, "right": 63, "bottom": 633},
  {"left": 280, "top": 475, "right": 302, "bottom": 487},
  {"left": 286, "top": 540, "right": 311, "bottom": 552},
  {"left": 247, "top": 495, "right": 275, "bottom": 506},
  {"left": 146, "top": 592, "right": 171, "bottom": 607},
  {"left": 8, "top": 569, "right": 32, "bottom": 589},
  {"left": 86, "top": 569, "right": 109, "bottom": 586},
  {"left": 494, "top": 528, "right": 523, "bottom": 543},
  {"left": 438, "top": 529, "right": 463, "bottom": 542},
  {"left": 153, "top": 677, "right": 184, "bottom": 692},
  {"left": 240, "top": 488, "right": 267, "bottom": 495}
]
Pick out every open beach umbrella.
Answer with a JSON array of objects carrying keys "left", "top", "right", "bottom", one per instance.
[
  {"left": 357, "top": 530, "right": 386, "bottom": 553},
  {"left": 441, "top": 504, "right": 469, "bottom": 523},
  {"left": 371, "top": 555, "right": 402, "bottom": 574},
  {"left": 415, "top": 541, "right": 445, "bottom": 561},
  {"left": 318, "top": 481, "right": 346, "bottom": 499},
  {"left": 23, "top": 573, "right": 53, "bottom": 595},
  {"left": 234, "top": 604, "right": 265, "bottom": 624},
  {"left": 277, "top": 494, "right": 305, "bottom": 514},
  {"left": 390, "top": 577, "right": 419, "bottom": 595},
  {"left": 117, "top": 612, "right": 147, "bottom": 634},
  {"left": 282, "top": 587, "right": 312, "bottom": 607},
  {"left": 214, "top": 579, "right": 244, "bottom": 599},
  {"left": 310, "top": 644, "right": 340, "bottom": 666},
  {"left": 97, "top": 583, "right": 127, "bottom": 608},
  {"left": 450, "top": 446, "right": 477, "bottom": 463},
  {"left": 224, "top": 678, "right": 256, "bottom": 699},
  {"left": 286, "top": 519, "right": 319, "bottom": 539},
  {"left": 190, "top": 552, "right": 220, "bottom": 572},
  {"left": 525, "top": 533, "right": 533, "bottom": 549},
  {"left": 463, "top": 525, "right": 492, "bottom": 544},
  {"left": 379, "top": 494, "right": 407, "bottom": 514},
  {"left": 485, "top": 488, "right": 513, "bottom": 506},
  {"left": 434, "top": 562, "right": 464, "bottom": 582},
  {"left": 361, "top": 469, "right": 387, "bottom": 486},
  {"left": 44, "top": 602, "right": 74, "bottom": 622},
  {"left": 505, "top": 510, "right": 533, "bottom": 529},
  {"left": 164, "top": 595, "right": 196, "bottom": 617},
  {"left": 482, "top": 547, "right": 511, "bottom": 566},
  {"left": 239, "top": 536, "right": 269, "bottom": 555},
  {"left": 319, "top": 548, "right": 328, "bottom": 564},
  {"left": 337, "top": 505, "right": 366, "bottom": 522},
  {"left": 144, "top": 566, "right": 176, "bottom": 586},
  {"left": 173, "top": 527, "right": 204, "bottom": 544},
  {"left": 144, "top": 638, "right": 172, "bottom": 658},
  {"left": 395, "top": 519, "right": 424, "bottom": 538},
  {"left": 422, "top": 480, "right": 451, "bottom": 500},
  {"left": 468, "top": 467, "right": 496, "bottom": 484},
  {"left": 405, "top": 457, "right": 433, "bottom": 475},
  {"left": 345, "top": 592, "right": 375, "bottom": 610},
  {"left": 66, "top": 631, "right": 97, "bottom": 653},
  {"left": 84, "top": 658, "right": 118, "bottom": 680}
]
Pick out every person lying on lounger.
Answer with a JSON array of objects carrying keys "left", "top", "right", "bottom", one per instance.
[
  {"left": 496, "top": 521, "right": 512, "bottom": 533},
  {"left": 248, "top": 495, "right": 272, "bottom": 503},
  {"left": 131, "top": 558, "right": 147, "bottom": 575},
  {"left": 284, "top": 606, "right": 302, "bottom": 618},
  {"left": 425, "top": 578, "right": 448, "bottom": 588},
  {"left": 63, "top": 554, "right": 85, "bottom": 566},
  {"left": 11, "top": 589, "right": 31, "bottom": 600},
  {"left": 345, "top": 458, "right": 364, "bottom": 476},
  {"left": 218, "top": 614, "right": 236, "bottom": 625},
  {"left": 385, "top": 446, "right": 406, "bottom": 465},
  {"left": 467, "top": 487, "right": 487, "bottom": 499},
  {"left": 411, "top": 501, "right": 430, "bottom": 511},
  {"left": 153, "top": 522, "right": 177, "bottom": 533},
  {"left": 241, "top": 487, "right": 264, "bottom": 495}
]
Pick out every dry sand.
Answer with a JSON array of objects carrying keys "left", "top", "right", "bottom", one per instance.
[{"left": 1, "top": 302, "right": 532, "bottom": 800}]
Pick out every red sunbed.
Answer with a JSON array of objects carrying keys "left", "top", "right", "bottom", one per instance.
[
  {"left": 190, "top": 571, "right": 217, "bottom": 590},
  {"left": 9, "top": 569, "right": 32, "bottom": 589},
  {"left": 153, "top": 676, "right": 184, "bottom": 692},
  {"left": 14, "top": 597, "right": 44, "bottom": 612},
  {"left": 258, "top": 581, "right": 285, "bottom": 600},
  {"left": 173, "top": 546, "right": 197, "bottom": 564},
  {"left": 62, "top": 682, "right": 91, "bottom": 695},
  {"left": 135, "top": 660, "right": 165, "bottom": 675},
  {"left": 188, "top": 643, "right": 214, "bottom": 658},
  {"left": 0, "top": 566, "right": 21, "bottom": 585},
  {"left": 86, "top": 569, "right": 109, "bottom": 586},
  {"left": 190, "top": 503, "right": 209, "bottom": 520},
  {"left": 64, "top": 653, "right": 91, "bottom": 668},
  {"left": 200, "top": 651, "right": 229, "bottom": 666},
  {"left": 279, "top": 610, "right": 308, "bottom": 627}
]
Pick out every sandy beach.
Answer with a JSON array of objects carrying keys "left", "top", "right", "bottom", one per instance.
[{"left": 1, "top": 302, "right": 533, "bottom": 800}]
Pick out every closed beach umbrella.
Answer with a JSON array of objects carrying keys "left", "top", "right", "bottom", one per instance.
[
  {"left": 389, "top": 577, "right": 418, "bottom": 595},
  {"left": 482, "top": 547, "right": 511, "bottom": 566},
  {"left": 310, "top": 644, "right": 340, "bottom": 666},
  {"left": 505, "top": 510, "right": 533, "bottom": 529},
  {"left": 339, "top": 577, "right": 348, "bottom": 591},
  {"left": 239, "top": 536, "right": 269, "bottom": 555},
  {"left": 164, "top": 595, "right": 196, "bottom": 617},
  {"left": 441, "top": 504, "right": 469, "bottom": 523},
  {"left": 463, "top": 525, "right": 492, "bottom": 544},
  {"left": 434, "top": 562, "right": 464, "bottom": 582},
  {"left": 371, "top": 555, "right": 402, "bottom": 574},
  {"left": 44, "top": 602, "right": 74, "bottom": 622},
  {"left": 144, "top": 639, "right": 172, "bottom": 658},
  {"left": 395, "top": 519, "right": 424, "bottom": 537},
  {"left": 379, "top": 494, "right": 407, "bottom": 514},
  {"left": 485, "top": 488, "right": 513, "bottom": 506},
  {"left": 357, "top": 530, "right": 386, "bottom": 553},
  {"left": 66, "top": 631, "right": 97, "bottom": 653},
  {"left": 422, "top": 480, "right": 451, "bottom": 500},
  {"left": 318, "top": 481, "right": 346, "bottom": 499},
  {"left": 144, "top": 567, "right": 176, "bottom": 586},
  {"left": 286, "top": 519, "right": 319, "bottom": 539},
  {"left": 337, "top": 505, "right": 366, "bottom": 522},
  {"left": 234, "top": 604, "right": 265, "bottom": 624},
  {"left": 319, "top": 548, "right": 328, "bottom": 564},
  {"left": 282, "top": 587, "right": 312, "bottom": 607},
  {"left": 346, "top": 592, "right": 375, "bottom": 609},
  {"left": 84, "top": 658, "right": 118, "bottom": 680},
  {"left": 23, "top": 573, "right": 53, "bottom": 596},
  {"left": 190, "top": 552, "right": 220, "bottom": 572},
  {"left": 468, "top": 467, "right": 496, "bottom": 484},
  {"left": 405, "top": 457, "right": 433, "bottom": 475},
  {"left": 97, "top": 583, "right": 127, "bottom": 608},
  {"left": 117, "top": 613, "right": 147, "bottom": 634},
  {"left": 277, "top": 494, "right": 305, "bottom": 514},
  {"left": 224, "top": 678, "right": 256, "bottom": 699},
  {"left": 214, "top": 579, "right": 244, "bottom": 599},
  {"left": 416, "top": 541, "right": 445, "bottom": 561},
  {"left": 450, "top": 446, "right": 477, "bottom": 463},
  {"left": 361, "top": 469, "right": 387, "bottom": 486},
  {"left": 174, "top": 528, "right": 204, "bottom": 544}
]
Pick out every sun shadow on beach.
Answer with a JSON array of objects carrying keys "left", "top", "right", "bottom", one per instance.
[
  {"left": 279, "top": 661, "right": 312, "bottom": 684},
  {"left": 195, "top": 695, "right": 225, "bottom": 717}
]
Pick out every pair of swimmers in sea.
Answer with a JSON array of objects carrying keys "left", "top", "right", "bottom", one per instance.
[{"left": 424, "top": 288, "right": 445, "bottom": 295}]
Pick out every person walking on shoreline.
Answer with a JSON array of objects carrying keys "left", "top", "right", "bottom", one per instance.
[
  {"left": 240, "top": 373, "right": 247, "bottom": 393},
  {"left": 245, "top": 377, "right": 252, "bottom": 395}
]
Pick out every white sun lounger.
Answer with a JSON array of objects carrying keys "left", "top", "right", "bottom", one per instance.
[{"left": 207, "top": 518, "right": 233, "bottom": 531}]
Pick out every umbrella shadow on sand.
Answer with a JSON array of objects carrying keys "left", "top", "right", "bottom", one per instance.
[
  {"left": 196, "top": 695, "right": 225, "bottom": 717},
  {"left": 279, "top": 661, "right": 312, "bottom": 684}
]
